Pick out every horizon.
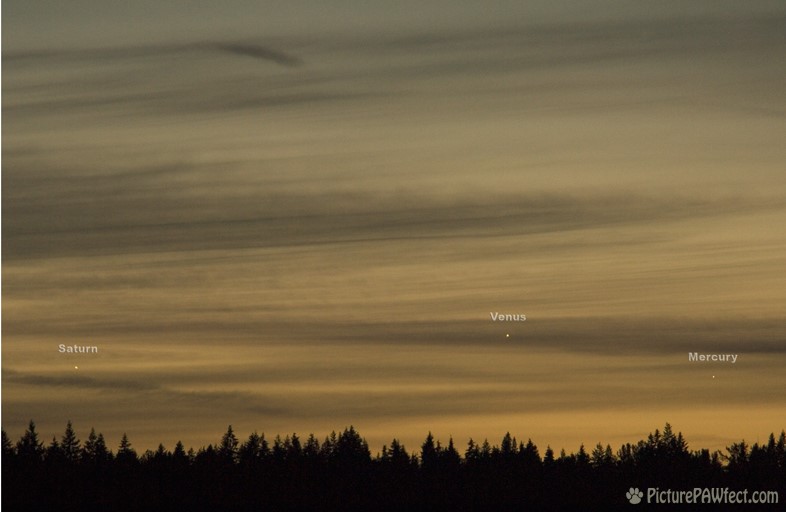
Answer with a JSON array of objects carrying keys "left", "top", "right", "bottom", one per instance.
[{"left": 8, "top": 419, "right": 786, "bottom": 459}]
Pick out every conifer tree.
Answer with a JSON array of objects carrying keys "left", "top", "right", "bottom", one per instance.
[
  {"left": 1, "top": 429, "right": 13, "bottom": 458},
  {"left": 81, "top": 427, "right": 109, "bottom": 463},
  {"left": 16, "top": 420, "right": 43, "bottom": 462},
  {"left": 60, "top": 421, "right": 81, "bottom": 463},
  {"left": 117, "top": 433, "right": 138, "bottom": 464},
  {"left": 218, "top": 425, "right": 239, "bottom": 463}
]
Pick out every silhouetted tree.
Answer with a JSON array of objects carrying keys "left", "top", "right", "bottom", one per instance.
[
  {"left": 590, "top": 443, "right": 614, "bottom": 469},
  {"left": 442, "top": 437, "right": 461, "bottom": 467},
  {"left": 60, "top": 421, "right": 81, "bottom": 463},
  {"left": 116, "top": 433, "right": 137, "bottom": 465},
  {"left": 195, "top": 444, "right": 217, "bottom": 465},
  {"left": 15, "top": 420, "right": 43, "bottom": 463},
  {"left": 4, "top": 421, "right": 785, "bottom": 509},
  {"left": 465, "top": 438, "right": 479, "bottom": 462},
  {"left": 172, "top": 441, "right": 188, "bottom": 465},
  {"left": 287, "top": 433, "right": 303, "bottom": 460},
  {"left": 335, "top": 426, "right": 370, "bottom": 463},
  {"left": 153, "top": 444, "right": 169, "bottom": 463},
  {"left": 303, "top": 434, "right": 321, "bottom": 460},
  {"left": 1, "top": 430, "right": 13, "bottom": 458},
  {"left": 239, "top": 431, "right": 268, "bottom": 465},
  {"left": 520, "top": 438, "right": 540, "bottom": 466},
  {"left": 82, "top": 428, "right": 110, "bottom": 464},
  {"left": 543, "top": 445, "right": 555, "bottom": 467},
  {"left": 479, "top": 439, "right": 492, "bottom": 460},
  {"left": 772, "top": 430, "right": 786, "bottom": 472},
  {"left": 383, "top": 438, "right": 411, "bottom": 467},
  {"left": 420, "top": 432, "right": 437, "bottom": 470},
  {"left": 575, "top": 444, "right": 588, "bottom": 465},
  {"left": 500, "top": 432, "right": 516, "bottom": 458},
  {"left": 218, "top": 425, "right": 239, "bottom": 464},
  {"left": 45, "top": 436, "right": 64, "bottom": 463},
  {"left": 726, "top": 440, "right": 749, "bottom": 469},
  {"left": 271, "top": 435, "right": 287, "bottom": 463},
  {"left": 320, "top": 431, "right": 338, "bottom": 459}
]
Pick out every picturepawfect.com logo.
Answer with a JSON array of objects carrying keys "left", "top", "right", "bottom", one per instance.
[
  {"left": 625, "top": 487, "right": 779, "bottom": 505},
  {"left": 626, "top": 488, "right": 644, "bottom": 504}
]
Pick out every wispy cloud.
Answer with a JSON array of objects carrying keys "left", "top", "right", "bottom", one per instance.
[
  {"left": 2, "top": 368, "right": 289, "bottom": 416},
  {"left": 2, "top": 368, "right": 159, "bottom": 391},
  {"left": 4, "top": 178, "right": 784, "bottom": 260},
  {"left": 208, "top": 42, "right": 303, "bottom": 66},
  {"left": 4, "top": 40, "right": 303, "bottom": 67}
]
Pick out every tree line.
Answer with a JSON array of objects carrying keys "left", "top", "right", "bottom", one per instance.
[{"left": 3, "top": 421, "right": 784, "bottom": 510}]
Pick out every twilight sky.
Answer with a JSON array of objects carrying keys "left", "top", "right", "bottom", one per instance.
[{"left": 3, "top": 1, "right": 786, "bottom": 455}]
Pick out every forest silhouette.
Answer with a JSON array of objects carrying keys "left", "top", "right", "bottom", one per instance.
[{"left": 3, "top": 421, "right": 784, "bottom": 510}]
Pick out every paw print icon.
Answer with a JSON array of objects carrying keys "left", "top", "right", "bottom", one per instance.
[{"left": 626, "top": 487, "right": 644, "bottom": 504}]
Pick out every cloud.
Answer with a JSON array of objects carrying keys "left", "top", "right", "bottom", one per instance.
[
  {"left": 6, "top": 14, "right": 785, "bottom": 121},
  {"left": 2, "top": 368, "right": 289, "bottom": 416},
  {"left": 2, "top": 368, "right": 159, "bottom": 391},
  {"left": 4, "top": 175, "right": 784, "bottom": 260},
  {"left": 207, "top": 42, "right": 302, "bottom": 66},
  {"left": 4, "top": 39, "right": 303, "bottom": 67}
]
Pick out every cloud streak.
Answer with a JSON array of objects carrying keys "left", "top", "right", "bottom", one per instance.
[
  {"left": 208, "top": 42, "right": 303, "bottom": 66},
  {"left": 5, "top": 167, "right": 784, "bottom": 260},
  {"left": 4, "top": 40, "right": 303, "bottom": 67}
]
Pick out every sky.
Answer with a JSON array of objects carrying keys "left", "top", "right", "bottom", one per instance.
[{"left": 3, "top": 1, "right": 786, "bottom": 455}]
